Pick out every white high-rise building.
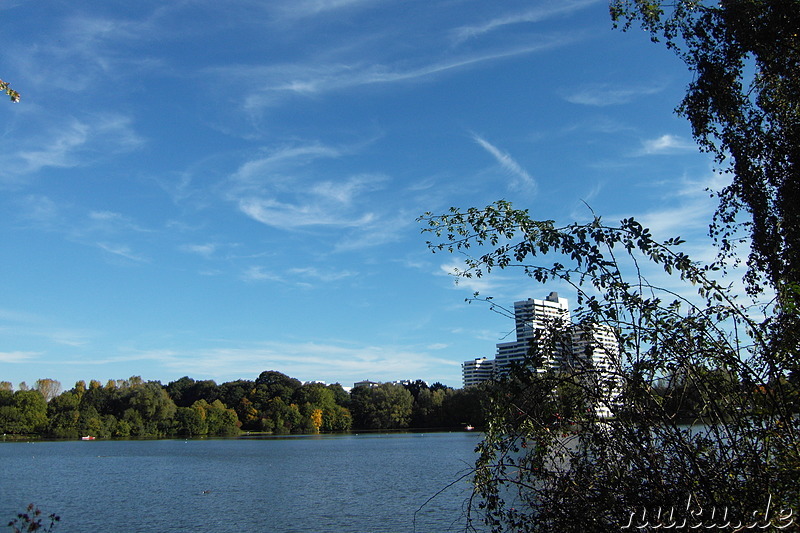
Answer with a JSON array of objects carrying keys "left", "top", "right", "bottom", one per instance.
[
  {"left": 494, "top": 292, "right": 572, "bottom": 376},
  {"left": 461, "top": 292, "right": 621, "bottom": 418},
  {"left": 462, "top": 357, "right": 495, "bottom": 387},
  {"left": 463, "top": 292, "right": 572, "bottom": 386},
  {"left": 512, "top": 293, "right": 571, "bottom": 340},
  {"left": 570, "top": 322, "right": 621, "bottom": 418}
]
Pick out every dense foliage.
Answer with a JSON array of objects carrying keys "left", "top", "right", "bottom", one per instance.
[
  {"left": 611, "top": 0, "right": 800, "bottom": 335},
  {"left": 0, "top": 371, "right": 487, "bottom": 439},
  {"left": 421, "top": 203, "right": 800, "bottom": 532},
  {"left": 416, "top": 1, "right": 800, "bottom": 530}
]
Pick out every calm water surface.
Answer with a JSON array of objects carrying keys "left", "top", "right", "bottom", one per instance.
[{"left": 0, "top": 432, "right": 483, "bottom": 532}]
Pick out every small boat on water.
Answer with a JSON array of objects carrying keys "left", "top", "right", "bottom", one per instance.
[
  {"left": 465, "top": 425, "right": 475, "bottom": 431},
  {"left": 81, "top": 436, "right": 96, "bottom": 440}
]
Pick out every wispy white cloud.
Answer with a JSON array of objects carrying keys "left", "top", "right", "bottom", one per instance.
[
  {"left": 288, "top": 266, "right": 357, "bottom": 282},
  {"left": 451, "top": 0, "right": 599, "bottom": 44},
  {"left": 242, "top": 265, "right": 283, "bottom": 283},
  {"left": 13, "top": 14, "right": 164, "bottom": 93},
  {"left": 92, "top": 114, "right": 145, "bottom": 151},
  {"left": 87, "top": 210, "right": 153, "bottom": 234},
  {"left": 17, "top": 119, "right": 90, "bottom": 170},
  {"left": 564, "top": 83, "right": 663, "bottom": 106},
  {"left": 17, "top": 195, "right": 62, "bottom": 227},
  {"left": 0, "top": 351, "right": 41, "bottom": 364},
  {"left": 0, "top": 308, "right": 94, "bottom": 349},
  {"left": 126, "top": 340, "right": 459, "bottom": 384},
  {"left": 242, "top": 264, "right": 356, "bottom": 285},
  {"left": 232, "top": 143, "right": 344, "bottom": 183},
  {"left": 332, "top": 210, "right": 414, "bottom": 252},
  {"left": 636, "top": 201, "right": 714, "bottom": 239},
  {"left": 439, "top": 261, "right": 499, "bottom": 294},
  {"left": 637, "top": 134, "right": 696, "bottom": 155},
  {"left": 180, "top": 243, "right": 218, "bottom": 258},
  {"left": 310, "top": 175, "right": 381, "bottom": 204},
  {"left": 588, "top": 171, "right": 730, "bottom": 309},
  {"left": 628, "top": 172, "right": 726, "bottom": 241},
  {"left": 1, "top": 114, "right": 144, "bottom": 181},
  {"left": 472, "top": 134, "right": 536, "bottom": 193},
  {"left": 13, "top": 198, "right": 156, "bottom": 262},
  {"left": 272, "top": 0, "right": 381, "bottom": 19},
  {"left": 238, "top": 197, "right": 377, "bottom": 229},
  {"left": 233, "top": 34, "right": 577, "bottom": 113},
  {"left": 96, "top": 242, "right": 149, "bottom": 263},
  {"left": 567, "top": 182, "right": 606, "bottom": 221},
  {"left": 230, "top": 144, "right": 387, "bottom": 231}
]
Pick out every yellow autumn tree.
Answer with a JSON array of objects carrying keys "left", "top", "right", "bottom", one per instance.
[{"left": 309, "top": 408, "right": 323, "bottom": 433}]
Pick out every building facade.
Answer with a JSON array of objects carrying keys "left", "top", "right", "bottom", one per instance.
[
  {"left": 570, "top": 322, "right": 621, "bottom": 417},
  {"left": 462, "top": 357, "right": 495, "bottom": 388},
  {"left": 461, "top": 292, "right": 621, "bottom": 417},
  {"left": 495, "top": 292, "right": 572, "bottom": 376}
]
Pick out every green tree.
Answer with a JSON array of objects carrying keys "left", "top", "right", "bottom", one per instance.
[
  {"left": 166, "top": 377, "right": 220, "bottom": 407},
  {"left": 78, "top": 406, "right": 108, "bottom": 438},
  {"left": 255, "top": 371, "right": 301, "bottom": 402},
  {"left": 420, "top": 201, "right": 799, "bottom": 531},
  {"left": 190, "top": 399, "right": 239, "bottom": 436},
  {"left": 79, "top": 383, "right": 111, "bottom": 417},
  {"left": 209, "top": 399, "right": 240, "bottom": 435},
  {"left": 122, "top": 408, "right": 145, "bottom": 437},
  {"left": 113, "top": 418, "right": 131, "bottom": 438},
  {"left": 165, "top": 376, "right": 196, "bottom": 406},
  {"left": 261, "top": 397, "right": 302, "bottom": 433},
  {"left": 293, "top": 382, "right": 348, "bottom": 431},
  {"left": 327, "top": 383, "right": 350, "bottom": 407},
  {"left": 610, "top": 0, "right": 800, "bottom": 345},
  {"left": 175, "top": 406, "right": 207, "bottom": 436},
  {"left": 46, "top": 392, "right": 81, "bottom": 438},
  {"left": 330, "top": 405, "right": 353, "bottom": 431},
  {"left": 236, "top": 396, "right": 259, "bottom": 429},
  {"left": 411, "top": 387, "right": 437, "bottom": 427},
  {"left": 350, "top": 383, "right": 413, "bottom": 429},
  {"left": 217, "top": 379, "right": 254, "bottom": 426},
  {"left": 5, "top": 390, "right": 48, "bottom": 434},
  {"left": 71, "top": 380, "right": 86, "bottom": 401},
  {"left": 0, "top": 389, "right": 13, "bottom": 405},
  {"left": 125, "top": 382, "right": 177, "bottom": 436},
  {"left": 0, "top": 389, "right": 18, "bottom": 434},
  {"left": 440, "top": 386, "right": 487, "bottom": 429}
]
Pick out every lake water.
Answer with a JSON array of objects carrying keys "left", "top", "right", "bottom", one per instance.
[{"left": 0, "top": 432, "right": 484, "bottom": 532}]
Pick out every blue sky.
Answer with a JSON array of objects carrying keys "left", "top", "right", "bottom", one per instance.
[{"left": 0, "top": 0, "right": 719, "bottom": 389}]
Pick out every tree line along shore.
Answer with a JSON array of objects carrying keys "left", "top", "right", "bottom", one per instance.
[
  {"left": 0, "top": 371, "right": 487, "bottom": 439},
  {"left": 4, "top": 365, "right": 797, "bottom": 440}
]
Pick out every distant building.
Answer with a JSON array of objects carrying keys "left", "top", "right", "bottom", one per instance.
[
  {"left": 461, "top": 292, "right": 621, "bottom": 417},
  {"left": 570, "top": 322, "right": 621, "bottom": 418},
  {"left": 513, "top": 293, "right": 571, "bottom": 341},
  {"left": 494, "top": 292, "right": 572, "bottom": 377},
  {"left": 353, "top": 380, "right": 380, "bottom": 389},
  {"left": 462, "top": 357, "right": 495, "bottom": 387},
  {"left": 464, "top": 292, "right": 572, "bottom": 386}
]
